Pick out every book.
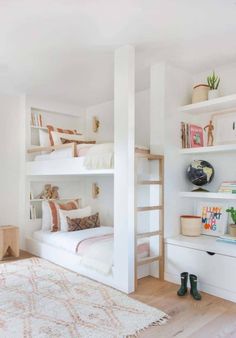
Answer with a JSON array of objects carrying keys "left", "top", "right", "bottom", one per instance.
[
  {"left": 218, "top": 181, "right": 236, "bottom": 193},
  {"left": 189, "top": 124, "right": 203, "bottom": 148}
]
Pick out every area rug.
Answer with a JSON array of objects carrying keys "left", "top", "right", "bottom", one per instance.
[{"left": 0, "top": 258, "right": 168, "bottom": 337}]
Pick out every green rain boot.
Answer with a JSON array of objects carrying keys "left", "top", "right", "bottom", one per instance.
[
  {"left": 177, "top": 272, "right": 188, "bottom": 296},
  {"left": 190, "top": 274, "right": 202, "bottom": 300}
]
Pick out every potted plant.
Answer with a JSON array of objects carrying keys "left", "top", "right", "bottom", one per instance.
[
  {"left": 226, "top": 207, "right": 236, "bottom": 237},
  {"left": 192, "top": 84, "right": 209, "bottom": 103},
  {"left": 207, "top": 71, "right": 220, "bottom": 99}
]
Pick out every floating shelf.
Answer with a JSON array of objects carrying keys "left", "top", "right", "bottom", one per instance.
[
  {"left": 180, "top": 143, "right": 236, "bottom": 155},
  {"left": 31, "top": 125, "right": 48, "bottom": 131},
  {"left": 179, "top": 94, "right": 236, "bottom": 115},
  {"left": 30, "top": 198, "right": 80, "bottom": 203},
  {"left": 180, "top": 191, "right": 236, "bottom": 200}
]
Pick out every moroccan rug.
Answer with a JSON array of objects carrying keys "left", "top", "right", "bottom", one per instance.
[{"left": 0, "top": 258, "right": 168, "bottom": 338}]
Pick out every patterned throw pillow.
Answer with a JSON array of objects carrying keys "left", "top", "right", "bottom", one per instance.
[
  {"left": 47, "top": 125, "right": 82, "bottom": 146},
  {"left": 67, "top": 213, "right": 100, "bottom": 232},
  {"left": 60, "top": 138, "right": 96, "bottom": 145},
  {"left": 48, "top": 200, "right": 80, "bottom": 232}
]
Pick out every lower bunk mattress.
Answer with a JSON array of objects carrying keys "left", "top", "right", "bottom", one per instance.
[{"left": 33, "top": 226, "right": 149, "bottom": 275}]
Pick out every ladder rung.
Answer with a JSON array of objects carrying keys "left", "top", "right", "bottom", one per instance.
[
  {"left": 137, "top": 206, "right": 162, "bottom": 212},
  {"left": 137, "top": 255, "right": 160, "bottom": 266},
  {"left": 136, "top": 153, "right": 163, "bottom": 161},
  {"left": 137, "top": 230, "right": 161, "bottom": 239},
  {"left": 137, "top": 180, "right": 162, "bottom": 185}
]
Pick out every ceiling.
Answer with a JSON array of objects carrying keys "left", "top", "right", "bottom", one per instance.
[{"left": 0, "top": 0, "right": 236, "bottom": 106}]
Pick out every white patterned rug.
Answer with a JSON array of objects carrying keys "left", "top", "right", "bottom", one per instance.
[{"left": 0, "top": 258, "right": 168, "bottom": 338}]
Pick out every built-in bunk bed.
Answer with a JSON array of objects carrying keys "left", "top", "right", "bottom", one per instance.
[{"left": 25, "top": 46, "right": 164, "bottom": 293}]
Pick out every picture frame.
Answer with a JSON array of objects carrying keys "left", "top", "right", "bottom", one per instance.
[
  {"left": 213, "top": 111, "right": 236, "bottom": 145},
  {"left": 196, "top": 202, "right": 228, "bottom": 236}
]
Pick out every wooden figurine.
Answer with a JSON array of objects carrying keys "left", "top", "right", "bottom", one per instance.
[
  {"left": 38, "top": 184, "right": 52, "bottom": 199},
  {"left": 204, "top": 120, "right": 214, "bottom": 146}
]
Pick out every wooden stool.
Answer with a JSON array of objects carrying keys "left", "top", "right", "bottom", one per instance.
[{"left": 0, "top": 226, "right": 19, "bottom": 260}]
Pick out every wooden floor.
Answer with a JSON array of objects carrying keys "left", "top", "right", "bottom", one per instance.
[
  {"left": 131, "top": 277, "right": 236, "bottom": 338},
  {"left": 0, "top": 250, "right": 32, "bottom": 264},
  {"left": 1, "top": 253, "right": 236, "bottom": 337}
]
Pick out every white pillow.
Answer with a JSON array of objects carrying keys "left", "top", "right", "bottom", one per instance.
[
  {"left": 39, "top": 129, "right": 51, "bottom": 147},
  {"left": 51, "top": 131, "right": 84, "bottom": 145},
  {"left": 42, "top": 200, "right": 52, "bottom": 231},
  {"left": 59, "top": 206, "right": 92, "bottom": 231}
]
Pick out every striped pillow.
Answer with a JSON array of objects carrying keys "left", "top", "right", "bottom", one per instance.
[
  {"left": 48, "top": 200, "right": 79, "bottom": 232},
  {"left": 47, "top": 125, "right": 82, "bottom": 146}
]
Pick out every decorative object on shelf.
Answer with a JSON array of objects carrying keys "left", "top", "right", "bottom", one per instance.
[
  {"left": 92, "top": 183, "right": 100, "bottom": 198},
  {"left": 92, "top": 116, "right": 100, "bottom": 133},
  {"left": 196, "top": 202, "right": 228, "bottom": 236},
  {"left": 181, "top": 123, "right": 203, "bottom": 149},
  {"left": 36, "top": 184, "right": 60, "bottom": 200},
  {"left": 226, "top": 207, "right": 236, "bottom": 237},
  {"left": 186, "top": 160, "right": 214, "bottom": 192},
  {"left": 180, "top": 215, "right": 201, "bottom": 236},
  {"left": 207, "top": 71, "right": 220, "bottom": 99},
  {"left": 218, "top": 181, "right": 236, "bottom": 194},
  {"left": 192, "top": 84, "right": 209, "bottom": 103},
  {"left": 213, "top": 111, "right": 236, "bottom": 145},
  {"left": 204, "top": 120, "right": 214, "bottom": 146},
  {"left": 217, "top": 234, "right": 236, "bottom": 243}
]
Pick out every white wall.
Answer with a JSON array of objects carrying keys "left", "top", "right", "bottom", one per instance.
[
  {"left": 0, "top": 94, "right": 25, "bottom": 246},
  {"left": 85, "top": 89, "right": 150, "bottom": 147}
]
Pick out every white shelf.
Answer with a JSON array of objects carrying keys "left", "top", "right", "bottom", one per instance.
[
  {"left": 179, "top": 94, "right": 236, "bottom": 115},
  {"left": 180, "top": 143, "right": 236, "bottom": 155},
  {"left": 165, "top": 235, "right": 236, "bottom": 258},
  {"left": 180, "top": 191, "right": 236, "bottom": 200},
  {"left": 30, "top": 198, "right": 80, "bottom": 203},
  {"left": 31, "top": 125, "right": 48, "bottom": 131}
]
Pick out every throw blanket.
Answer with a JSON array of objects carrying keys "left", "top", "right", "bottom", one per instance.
[
  {"left": 84, "top": 143, "right": 114, "bottom": 169},
  {"left": 76, "top": 234, "right": 149, "bottom": 275}
]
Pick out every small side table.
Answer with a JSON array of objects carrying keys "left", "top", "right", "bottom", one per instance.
[{"left": 0, "top": 226, "right": 19, "bottom": 260}]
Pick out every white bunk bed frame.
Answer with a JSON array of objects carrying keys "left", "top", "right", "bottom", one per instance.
[{"left": 25, "top": 45, "right": 164, "bottom": 294}]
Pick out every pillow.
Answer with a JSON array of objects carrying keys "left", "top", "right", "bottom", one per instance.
[
  {"left": 47, "top": 125, "right": 82, "bottom": 146},
  {"left": 59, "top": 206, "right": 92, "bottom": 231},
  {"left": 39, "top": 129, "right": 51, "bottom": 147},
  {"left": 50, "top": 131, "right": 85, "bottom": 146},
  {"left": 77, "top": 144, "right": 95, "bottom": 157},
  {"left": 42, "top": 199, "right": 79, "bottom": 232},
  {"left": 67, "top": 212, "right": 100, "bottom": 232},
  {"left": 60, "top": 138, "right": 96, "bottom": 145}
]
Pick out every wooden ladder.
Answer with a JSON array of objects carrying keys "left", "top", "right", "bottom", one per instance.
[{"left": 135, "top": 148, "right": 164, "bottom": 288}]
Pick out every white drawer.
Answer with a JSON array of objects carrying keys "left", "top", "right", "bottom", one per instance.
[{"left": 165, "top": 243, "right": 236, "bottom": 293}]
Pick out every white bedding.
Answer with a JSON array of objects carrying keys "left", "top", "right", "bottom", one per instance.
[{"left": 33, "top": 227, "right": 149, "bottom": 275}]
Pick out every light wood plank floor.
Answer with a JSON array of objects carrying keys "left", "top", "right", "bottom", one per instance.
[
  {"left": 0, "top": 250, "right": 32, "bottom": 264},
  {"left": 131, "top": 277, "right": 236, "bottom": 338}
]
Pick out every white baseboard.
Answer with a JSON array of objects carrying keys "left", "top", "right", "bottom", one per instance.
[{"left": 165, "top": 272, "right": 236, "bottom": 303}]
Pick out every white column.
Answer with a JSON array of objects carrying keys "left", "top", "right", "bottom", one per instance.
[{"left": 114, "top": 45, "right": 135, "bottom": 293}]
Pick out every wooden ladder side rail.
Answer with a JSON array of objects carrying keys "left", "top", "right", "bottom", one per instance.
[
  {"left": 27, "top": 143, "right": 77, "bottom": 157},
  {"left": 134, "top": 150, "right": 165, "bottom": 289}
]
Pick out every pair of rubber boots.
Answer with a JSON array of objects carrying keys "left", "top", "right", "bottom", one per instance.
[{"left": 177, "top": 272, "right": 201, "bottom": 300}]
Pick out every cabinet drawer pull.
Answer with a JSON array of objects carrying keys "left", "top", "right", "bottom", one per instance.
[{"left": 206, "top": 251, "right": 216, "bottom": 256}]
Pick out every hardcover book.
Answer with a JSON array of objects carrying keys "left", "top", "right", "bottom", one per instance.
[{"left": 189, "top": 124, "right": 203, "bottom": 148}]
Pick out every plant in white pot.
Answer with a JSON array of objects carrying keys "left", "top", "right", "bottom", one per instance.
[
  {"left": 226, "top": 207, "right": 236, "bottom": 237},
  {"left": 207, "top": 71, "right": 220, "bottom": 99}
]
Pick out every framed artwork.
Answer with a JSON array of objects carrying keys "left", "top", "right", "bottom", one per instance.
[
  {"left": 196, "top": 202, "right": 228, "bottom": 236},
  {"left": 213, "top": 111, "right": 236, "bottom": 145}
]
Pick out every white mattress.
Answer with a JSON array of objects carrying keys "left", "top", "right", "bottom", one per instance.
[
  {"left": 34, "top": 148, "right": 79, "bottom": 161},
  {"left": 33, "top": 227, "right": 113, "bottom": 254},
  {"left": 33, "top": 227, "right": 149, "bottom": 259}
]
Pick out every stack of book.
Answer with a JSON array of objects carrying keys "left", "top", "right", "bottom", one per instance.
[
  {"left": 217, "top": 235, "right": 236, "bottom": 244},
  {"left": 218, "top": 181, "right": 236, "bottom": 194},
  {"left": 181, "top": 122, "right": 203, "bottom": 148},
  {"left": 31, "top": 112, "right": 43, "bottom": 127}
]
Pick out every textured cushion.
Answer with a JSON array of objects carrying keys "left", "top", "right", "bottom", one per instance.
[
  {"left": 47, "top": 125, "right": 82, "bottom": 146},
  {"left": 59, "top": 206, "right": 92, "bottom": 232},
  {"left": 67, "top": 213, "right": 100, "bottom": 232}
]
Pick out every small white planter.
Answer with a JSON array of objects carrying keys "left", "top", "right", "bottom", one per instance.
[{"left": 208, "top": 89, "right": 220, "bottom": 100}]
